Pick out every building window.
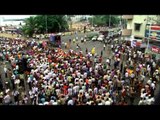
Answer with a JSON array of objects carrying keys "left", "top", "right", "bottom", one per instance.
[{"left": 134, "top": 23, "right": 141, "bottom": 31}]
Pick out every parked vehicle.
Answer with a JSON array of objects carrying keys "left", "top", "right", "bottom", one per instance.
[
  {"left": 92, "top": 36, "right": 98, "bottom": 41},
  {"left": 97, "top": 35, "right": 105, "bottom": 41}
]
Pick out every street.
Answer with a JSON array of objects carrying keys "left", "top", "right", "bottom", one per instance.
[{"left": 0, "top": 31, "right": 159, "bottom": 105}]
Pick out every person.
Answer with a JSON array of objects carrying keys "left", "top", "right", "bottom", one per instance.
[
  {"left": 3, "top": 93, "right": 11, "bottom": 105},
  {"left": 0, "top": 92, "right": 3, "bottom": 104},
  {"left": 85, "top": 48, "right": 88, "bottom": 54},
  {"left": 103, "top": 44, "right": 106, "bottom": 51},
  {"left": 0, "top": 36, "right": 159, "bottom": 106},
  {"left": 91, "top": 47, "right": 95, "bottom": 56},
  {"left": 76, "top": 44, "right": 81, "bottom": 50},
  {"left": 12, "top": 90, "right": 20, "bottom": 104},
  {"left": 0, "top": 75, "right": 3, "bottom": 91},
  {"left": 73, "top": 39, "right": 76, "bottom": 43},
  {"left": 101, "top": 50, "right": 103, "bottom": 57},
  {"left": 4, "top": 65, "right": 8, "bottom": 78},
  {"left": 64, "top": 42, "right": 67, "bottom": 49}
]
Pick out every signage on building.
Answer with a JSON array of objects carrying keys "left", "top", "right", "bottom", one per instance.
[
  {"left": 145, "top": 24, "right": 160, "bottom": 41},
  {"left": 151, "top": 46, "right": 160, "bottom": 53},
  {"left": 131, "top": 40, "right": 142, "bottom": 47}
]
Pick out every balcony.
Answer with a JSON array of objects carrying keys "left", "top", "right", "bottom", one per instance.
[
  {"left": 122, "top": 15, "right": 133, "bottom": 20},
  {"left": 122, "top": 29, "right": 132, "bottom": 36}
]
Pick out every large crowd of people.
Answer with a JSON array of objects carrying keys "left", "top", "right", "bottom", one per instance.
[{"left": 0, "top": 36, "right": 160, "bottom": 105}]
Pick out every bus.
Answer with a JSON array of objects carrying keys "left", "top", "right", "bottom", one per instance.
[{"left": 49, "top": 34, "right": 61, "bottom": 47}]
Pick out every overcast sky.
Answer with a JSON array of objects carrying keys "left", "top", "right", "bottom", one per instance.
[{"left": 0, "top": 15, "right": 35, "bottom": 19}]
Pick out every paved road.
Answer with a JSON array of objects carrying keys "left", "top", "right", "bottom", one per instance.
[{"left": 61, "top": 31, "right": 99, "bottom": 41}]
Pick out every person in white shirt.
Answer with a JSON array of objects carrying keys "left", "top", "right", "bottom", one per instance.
[
  {"left": 68, "top": 99, "right": 74, "bottom": 105},
  {"left": 105, "top": 100, "right": 111, "bottom": 105},
  {"left": 125, "top": 72, "right": 129, "bottom": 78},
  {"left": 4, "top": 66, "right": 8, "bottom": 78},
  {"left": 52, "top": 101, "right": 58, "bottom": 105},
  {"left": 16, "top": 65, "right": 19, "bottom": 70},
  {"left": 103, "top": 44, "right": 106, "bottom": 50},
  {"left": 98, "top": 101, "right": 103, "bottom": 105},
  {"left": 68, "top": 87, "right": 73, "bottom": 96},
  {"left": 138, "top": 98, "right": 144, "bottom": 105},
  {"left": 3, "top": 93, "right": 11, "bottom": 105}
]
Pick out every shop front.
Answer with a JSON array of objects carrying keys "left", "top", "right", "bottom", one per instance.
[{"left": 145, "top": 45, "right": 160, "bottom": 60}]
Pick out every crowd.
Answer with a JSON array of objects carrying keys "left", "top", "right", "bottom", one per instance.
[{"left": 0, "top": 36, "right": 160, "bottom": 105}]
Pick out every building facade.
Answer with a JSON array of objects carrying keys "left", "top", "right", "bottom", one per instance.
[
  {"left": 122, "top": 15, "right": 160, "bottom": 60},
  {"left": 122, "top": 15, "right": 157, "bottom": 39}
]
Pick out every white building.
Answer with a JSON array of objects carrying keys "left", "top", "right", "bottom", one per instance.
[
  {"left": 0, "top": 15, "right": 33, "bottom": 27},
  {"left": 71, "top": 15, "right": 93, "bottom": 23}
]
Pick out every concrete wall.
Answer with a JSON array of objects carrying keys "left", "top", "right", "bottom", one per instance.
[{"left": 126, "top": 15, "right": 157, "bottom": 38}]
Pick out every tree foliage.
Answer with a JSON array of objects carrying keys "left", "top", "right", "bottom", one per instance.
[
  {"left": 89, "top": 15, "right": 120, "bottom": 27},
  {"left": 21, "top": 15, "right": 69, "bottom": 37}
]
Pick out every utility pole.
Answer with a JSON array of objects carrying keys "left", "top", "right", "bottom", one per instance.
[
  {"left": 92, "top": 15, "right": 94, "bottom": 27},
  {"left": 45, "top": 15, "right": 48, "bottom": 33},
  {"left": 146, "top": 15, "right": 151, "bottom": 52},
  {"left": 109, "top": 15, "right": 111, "bottom": 28}
]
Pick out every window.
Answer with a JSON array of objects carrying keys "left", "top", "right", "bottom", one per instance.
[{"left": 134, "top": 23, "right": 141, "bottom": 31}]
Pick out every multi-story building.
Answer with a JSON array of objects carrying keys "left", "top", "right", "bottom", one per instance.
[
  {"left": 122, "top": 15, "right": 158, "bottom": 39},
  {"left": 122, "top": 15, "right": 160, "bottom": 60}
]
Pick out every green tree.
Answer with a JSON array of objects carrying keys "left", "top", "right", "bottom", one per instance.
[
  {"left": 89, "top": 15, "right": 120, "bottom": 27},
  {"left": 21, "top": 16, "right": 37, "bottom": 37},
  {"left": 21, "top": 15, "right": 69, "bottom": 37}
]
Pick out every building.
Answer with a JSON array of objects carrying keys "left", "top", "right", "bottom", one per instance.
[
  {"left": 0, "top": 15, "right": 33, "bottom": 27},
  {"left": 70, "top": 15, "right": 93, "bottom": 23},
  {"left": 122, "top": 15, "right": 160, "bottom": 60},
  {"left": 122, "top": 15, "right": 158, "bottom": 39}
]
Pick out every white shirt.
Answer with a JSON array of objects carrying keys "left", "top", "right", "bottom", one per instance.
[
  {"left": 4, "top": 95, "right": 11, "bottom": 104},
  {"left": 106, "top": 59, "right": 110, "bottom": 63},
  {"left": 105, "top": 101, "right": 111, "bottom": 105},
  {"left": 44, "top": 102, "right": 49, "bottom": 105},
  {"left": 52, "top": 102, "right": 58, "bottom": 105},
  {"left": 138, "top": 100, "right": 144, "bottom": 105},
  {"left": 4, "top": 67, "right": 7, "bottom": 73},
  {"left": 125, "top": 72, "right": 129, "bottom": 78},
  {"left": 16, "top": 65, "right": 19, "bottom": 70},
  {"left": 98, "top": 103, "right": 103, "bottom": 105},
  {"left": 68, "top": 100, "right": 74, "bottom": 105},
  {"left": 68, "top": 88, "right": 73, "bottom": 95}
]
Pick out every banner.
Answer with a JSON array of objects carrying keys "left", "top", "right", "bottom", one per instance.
[
  {"left": 151, "top": 46, "right": 160, "bottom": 53},
  {"left": 145, "top": 24, "right": 160, "bottom": 41}
]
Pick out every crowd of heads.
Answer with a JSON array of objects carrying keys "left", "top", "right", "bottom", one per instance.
[{"left": 0, "top": 36, "right": 160, "bottom": 105}]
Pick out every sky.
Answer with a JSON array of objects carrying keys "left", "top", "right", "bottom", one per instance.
[{"left": 0, "top": 15, "right": 35, "bottom": 19}]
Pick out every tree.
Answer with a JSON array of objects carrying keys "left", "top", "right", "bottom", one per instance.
[
  {"left": 89, "top": 15, "right": 120, "bottom": 27},
  {"left": 150, "top": 15, "right": 160, "bottom": 25},
  {"left": 21, "top": 15, "right": 69, "bottom": 37},
  {"left": 21, "top": 16, "right": 37, "bottom": 37}
]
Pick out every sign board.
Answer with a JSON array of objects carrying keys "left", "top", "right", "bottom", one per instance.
[
  {"left": 145, "top": 24, "right": 160, "bottom": 41},
  {"left": 151, "top": 46, "right": 160, "bottom": 53}
]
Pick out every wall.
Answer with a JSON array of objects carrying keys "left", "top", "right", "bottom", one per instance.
[{"left": 126, "top": 15, "right": 157, "bottom": 38}]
